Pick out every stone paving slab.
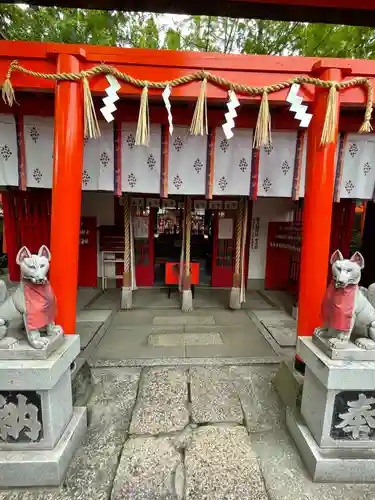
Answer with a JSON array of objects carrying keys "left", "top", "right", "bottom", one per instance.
[
  {"left": 264, "top": 322, "right": 296, "bottom": 347},
  {"left": 185, "top": 425, "right": 268, "bottom": 500},
  {"left": 230, "top": 366, "right": 283, "bottom": 433},
  {"left": 190, "top": 367, "right": 243, "bottom": 423},
  {"left": 183, "top": 324, "right": 242, "bottom": 333},
  {"left": 76, "top": 321, "right": 102, "bottom": 348},
  {"left": 87, "top": 289, "right": 121, "bottom": 310},
  {"left": 130, "top": 367, "right": 189, "bottom": 435},
  {"left": 252, "top": 425, "right": 375, "bottom": 500},
  {"left": 148, "top": 332, "right": 223, "bottom": 346},
  {"left": 76, "top": 288, "right": 101, "bottom": 310},
  {"left": 153, "top": 315, "right": 216, "bottom": 326},
  {"left": 76, "top": 309, "right": 112, "bottom": 323},
  {"left": 111, "top": 436, "right": 182, "bottom": 500}
]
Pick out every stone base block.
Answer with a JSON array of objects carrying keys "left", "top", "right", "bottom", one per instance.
[
  {"left": 274, "top": 360, "right": 304, "bottom": 412},
  {"left": 286, "top": 408, "right": 375, "bottom": 483},
  {"left": 313, "top": 332, "right": 375, "bottom": 361},
  {"left": 0, "top": 406, "right": 87, "bottom": 487},
  {"left": 0, "top": 329, "right": 64, "bottom": 360}
]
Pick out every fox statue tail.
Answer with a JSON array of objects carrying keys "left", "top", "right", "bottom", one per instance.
[
  {"left": 367, "top": 283, "right": 375, "bottom": 310},
  {"left": 0, "top": 280, "right": 8, "bottom": 305}
]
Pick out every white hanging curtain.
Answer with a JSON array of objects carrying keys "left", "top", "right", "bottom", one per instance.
[
  {"left": 0, "top": 114, "right": 18, "bottom": 187},
  {"left": 213, "top": 127, "right": 253, "bottom": 196},
  {"left": 168, "top": 126, "right": 207, "bottom": 195}
]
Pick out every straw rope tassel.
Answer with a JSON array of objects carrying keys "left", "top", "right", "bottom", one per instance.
[
  {"left": 253, "top": 91, "right": 271, "bottom": 149},
  {"left": 359, "top": 82, "right": 373, "bottom": 133},
  {"left": 121, "top": 195, "right": 132, "bottom": 310},
  {"left": 1, "top": 62, "right": 17, "bottom": 107},
  {"left": 229, "top": 198, "right": 244, "bottom": 310},
  {"left": 135, "top": 85, "right": 150, "bottom": 146},
  {"left": 320, "top": 84, "right": 338, "bottom": 145},
  {"left": 82, "top": 76, "right": 101, "bottom": 139},
  {"left": 190, "top": 78, "right": 208, "bottom": 136},
  {"left": 182, "top": 196, "right": 193, "bottom": 312}
]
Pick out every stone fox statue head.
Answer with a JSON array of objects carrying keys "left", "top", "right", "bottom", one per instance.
[
  {"left": 16, "top": 245, "right": 51, "bottom": 284},
  {"left": 330, "top": 249, "right": 364, "bottom": 289}
]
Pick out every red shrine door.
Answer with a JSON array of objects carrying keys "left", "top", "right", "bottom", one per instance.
[
  {"left": 211, "top": 212, "right": 236, "bottom": 287},
  {"left": 133, "top": 212, "right": 154, "bottom": 287},
  {"left": 3, "top": 191, "right": 97, "bottom": 286},
  {"left": 3, "top": 190, "right": 51, "bottom": 282}
]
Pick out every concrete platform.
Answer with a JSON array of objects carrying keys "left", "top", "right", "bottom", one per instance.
[
  {"left": 91, "top": 308, "right": 278, "bottom": 364},
  {"left": 0, "top": 406, "right": 87, "bottom": 487},
  {"left": 252, "top": 309, "right": 297, "bottom": 347},
  {"left": 287, "top": 408, "right": 375, "bottom": 483}
]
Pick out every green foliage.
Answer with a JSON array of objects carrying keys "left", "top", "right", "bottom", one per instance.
[{"left": 0, "top": 4, "right": 374, "bottom": 59}]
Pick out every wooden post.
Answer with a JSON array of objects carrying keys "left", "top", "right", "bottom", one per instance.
[{"left": 49, "top": 54, "right": 84, "bottom": 334}]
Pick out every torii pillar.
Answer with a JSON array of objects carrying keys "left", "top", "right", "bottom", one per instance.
[
  {"left": 296, "top": 61, "right": 351, "bottom": 372},
  {"left": 50, "top": 52, "right": 84, "bottom": 334}
]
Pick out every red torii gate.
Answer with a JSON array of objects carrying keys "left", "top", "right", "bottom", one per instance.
[{"left": 0, "top": 40, "right": 372, "bottom": 340}]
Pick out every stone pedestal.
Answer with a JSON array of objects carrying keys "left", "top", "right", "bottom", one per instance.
[
  {"left": 287, "top": 337, "right": 375, "bottom": 482},
  {"left": 0, "top": 335, "right": 87, "bottom": 487}
]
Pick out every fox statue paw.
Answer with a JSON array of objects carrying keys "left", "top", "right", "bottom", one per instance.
[
  {"left": 0, "top": 318, "right": 7, "bottom": 341},
  {"left": 27, "top": 330, "right": 49, "bottom": 350},
  {"left": 328, "top": 332, "right": 351, "bottom": 349},
  {"left": 355, "top": 337, "right": 375, "bottom": 350}
]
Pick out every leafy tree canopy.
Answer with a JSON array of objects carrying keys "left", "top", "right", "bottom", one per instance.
[{"left": 0, "top": 4, "right": 374, "bottom": 59}]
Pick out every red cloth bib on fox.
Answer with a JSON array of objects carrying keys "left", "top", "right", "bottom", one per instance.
[
  {"left": 321, "top": 281, "right": 357, "bottom": 331},
  {"left": 23, "top": 281, "right": 57, "bottom": 331}
]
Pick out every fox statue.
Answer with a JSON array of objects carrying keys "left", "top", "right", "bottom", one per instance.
[
  {"left": 0, "top": 245, "right": 63, "bottom": 349},
  {"left": 314, "top": 249, "right": 375, "bottom": 350}
]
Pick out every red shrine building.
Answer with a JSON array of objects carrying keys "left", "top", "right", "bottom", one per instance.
[{"left": 0, "top": 40, "right": 374, "bottom": 338}]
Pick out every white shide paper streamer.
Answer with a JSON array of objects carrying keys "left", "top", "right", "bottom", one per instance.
[
  {"left": 286, "top": 83, "right": 312, "bottom": 128},
  {"left": 100, "top": 75, "right": 121, "bottom": 123},
  {"left": 222, "top": 90, "right": 240, "bottom": 140},
  {"left": 162, "top": 85, "right": 174, "bottom": 135}
]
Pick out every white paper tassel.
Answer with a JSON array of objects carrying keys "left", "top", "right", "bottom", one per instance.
[
  {"left": 286, "top": 84, "right": 312, "bottom": 128},
  {"left": 162, "top": 85, "right": 174, "bottom": 135},
  {"left": 222, "top": 90, "right": 240, "bottom": 139},
  {"left": 100, "top": 75, "right": 121, "bottom": 123}
]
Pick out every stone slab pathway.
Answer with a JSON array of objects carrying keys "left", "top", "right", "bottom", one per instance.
[
  {"left": 190, "top": 366, "right": 243, "bottom": 424},
  {"left": 3, "top": 364, "right": 375, "bottom": 500},
  {"left": 129, "top": 367, "right": 189, "bottom": 435}
]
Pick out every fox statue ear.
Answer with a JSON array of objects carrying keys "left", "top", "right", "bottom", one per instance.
[
  {"left": 330, "top": 249, "right": 344, "bottom": 265},
  {"left": 350, "top": 251, "right": 365, "bottom": 269},
  {"left": 38, "top": 245, "right": 51, "bottom": 262},
  {"left": 16, "top": 246, "right": 32, "bottom": 265}
]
